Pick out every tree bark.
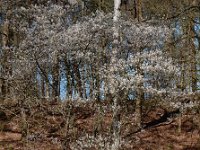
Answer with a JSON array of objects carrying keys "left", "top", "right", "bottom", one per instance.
[
  {"left": 134, "top": 0, "right": 142, "bottom": 22},
  {"left": 111, "top": 0, "right": 121, "bottom": 149},
  {"left": 65, "top": 60, "right": 72, "bottom": 99},
  {"left": 188, "top": 19, "right": 197, "bottom": 92},
  {"left": 1, "top": 19, "right": 10, "bottom": 100},
  {"left": 135, "top": 60, "right": 144, "bottom": 129},
  {"left": 74, "top": 62, "right": 83, "bottom": 98},
  {"left": 52, "top": 56, "right": 60, "bottom": 101}
]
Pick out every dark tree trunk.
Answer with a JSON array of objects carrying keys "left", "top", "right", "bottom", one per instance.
[{"left": 52, "top": 58, "right": 60, "bottom": 101}]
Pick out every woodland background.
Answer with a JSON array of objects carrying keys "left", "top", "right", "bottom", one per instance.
[{"left": 0, "top": 0, "right": 200, "bottom": 149}]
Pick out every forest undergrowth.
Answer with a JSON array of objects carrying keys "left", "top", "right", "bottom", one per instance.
[{"left": 0, "top": 93, "right": 200, "bottom": 150}]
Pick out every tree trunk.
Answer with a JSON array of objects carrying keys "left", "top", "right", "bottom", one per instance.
[
  {"left": 75, "top": 63, "right": 83, "bottom": 98},
  {"left": 65, "top": 60, "right": 72, "bottom": 99},
  {"left": 188, "top": 19, "right": 197, "bottom": 92},
  {"left": 41, "top": 77, "right": 45, "bottom": 98},
  {"left": 52, "top": 57, "right": 60, "bottom": 101},
  {"left": 91, "top": 65, "right": 100, "bottom": 101},
  {"left": 111, "top": 0, "right": 121, "bottom": 149},
  {"left": 89, "top": 65, "right": 94, "bottom": 99},
  {"left": 135, "top": 62, "right": 144, "bottom": 129},
  {"left": 135, "top": 0, "right": 142, "bottom": 22},
  {"left": 1, "top": 19, "right": 10, "bottom": 100},
  {"left": 45, "top": 81, "right": 50, "bottom": 99}
]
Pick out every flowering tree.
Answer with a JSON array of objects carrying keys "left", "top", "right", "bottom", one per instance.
[
  {"left": 17, "top": 3, "right": 178, "bottom": 149},
  {"left": 18, "top": 4, "right": 67, "bottom": 100},
  {"left": 0, "top": 1, "right": 199, "bottom": 149},
  {"left": 14, "top": 0, "right": 177, "bottom": 118},
  {"left": 1, "top": 1, "right": 178, "bottom": 145}
]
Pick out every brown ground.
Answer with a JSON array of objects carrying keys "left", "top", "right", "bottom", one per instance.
[{"left": 0, "top": 99, "right": 199, "bottom": 150}]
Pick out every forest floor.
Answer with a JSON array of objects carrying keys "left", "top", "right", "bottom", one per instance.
[{"left": 0, "top": 96, "right": 200, "bottom": 150}]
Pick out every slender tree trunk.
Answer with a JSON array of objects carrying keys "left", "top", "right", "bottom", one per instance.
[
  {"left": 91, "top": 65, "right": 100, "bottom": 101},
  {"left": 41, "top": 78, "right": 45, "bottom": 98},
  {"left": 65, "top": 60, "right": 72, "bottom": 99},
  {"left": 98, "top": 0, "right": 102, "bottom": 10},
  {"left": 64, "top": 58, "right": 73, "bottom": 99},
  {"left": 111, "top": 0, "right": 121, "bottom": 149},
  {"left": 188, "top": 19, "right": 197, "bottom": 92},
  {"left": 1, "top": 19, "right": 10, "bottom": 100},
  {"left": 71, "top": 63, "right": 76, "bottom": 99},
  {"left": 52, "top": 57, "right": 60, "bottom": 101},
  {"left": 180, "top": 54, "right": 186, "bottom": 92},
  {"left": 197, "top": 31, "right": 200, "bottom": 91},
  {"left": 96, "top": 72, "right": 101, "bottom": 101},
  {"left": 89, "top": 65, "right": 94, "bottom": 99},
  {"left": 135, "top": 61, "right": 144, "bottom": 129},
  {"left": 45, "top": 81, "right": 49, "bottom": 99},
  {"left": 72, "top": 61, "right": 83, "bottom": 99},
  {"left": 134, "top": 0, "right": 142, "bottom": 22},
  {"left": 84, "top": 65, "right": 88, "bottom": 99},
  {"left": 134, "top": 0, "right": 137, "bottom": 19}
]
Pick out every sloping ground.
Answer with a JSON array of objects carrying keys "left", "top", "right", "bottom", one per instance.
[
  {"left": 122, "top": 116, "right": 200, "bottom": 150},
  {"left": 0, "top": 98, "right": 199, "bottom": 150}
]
